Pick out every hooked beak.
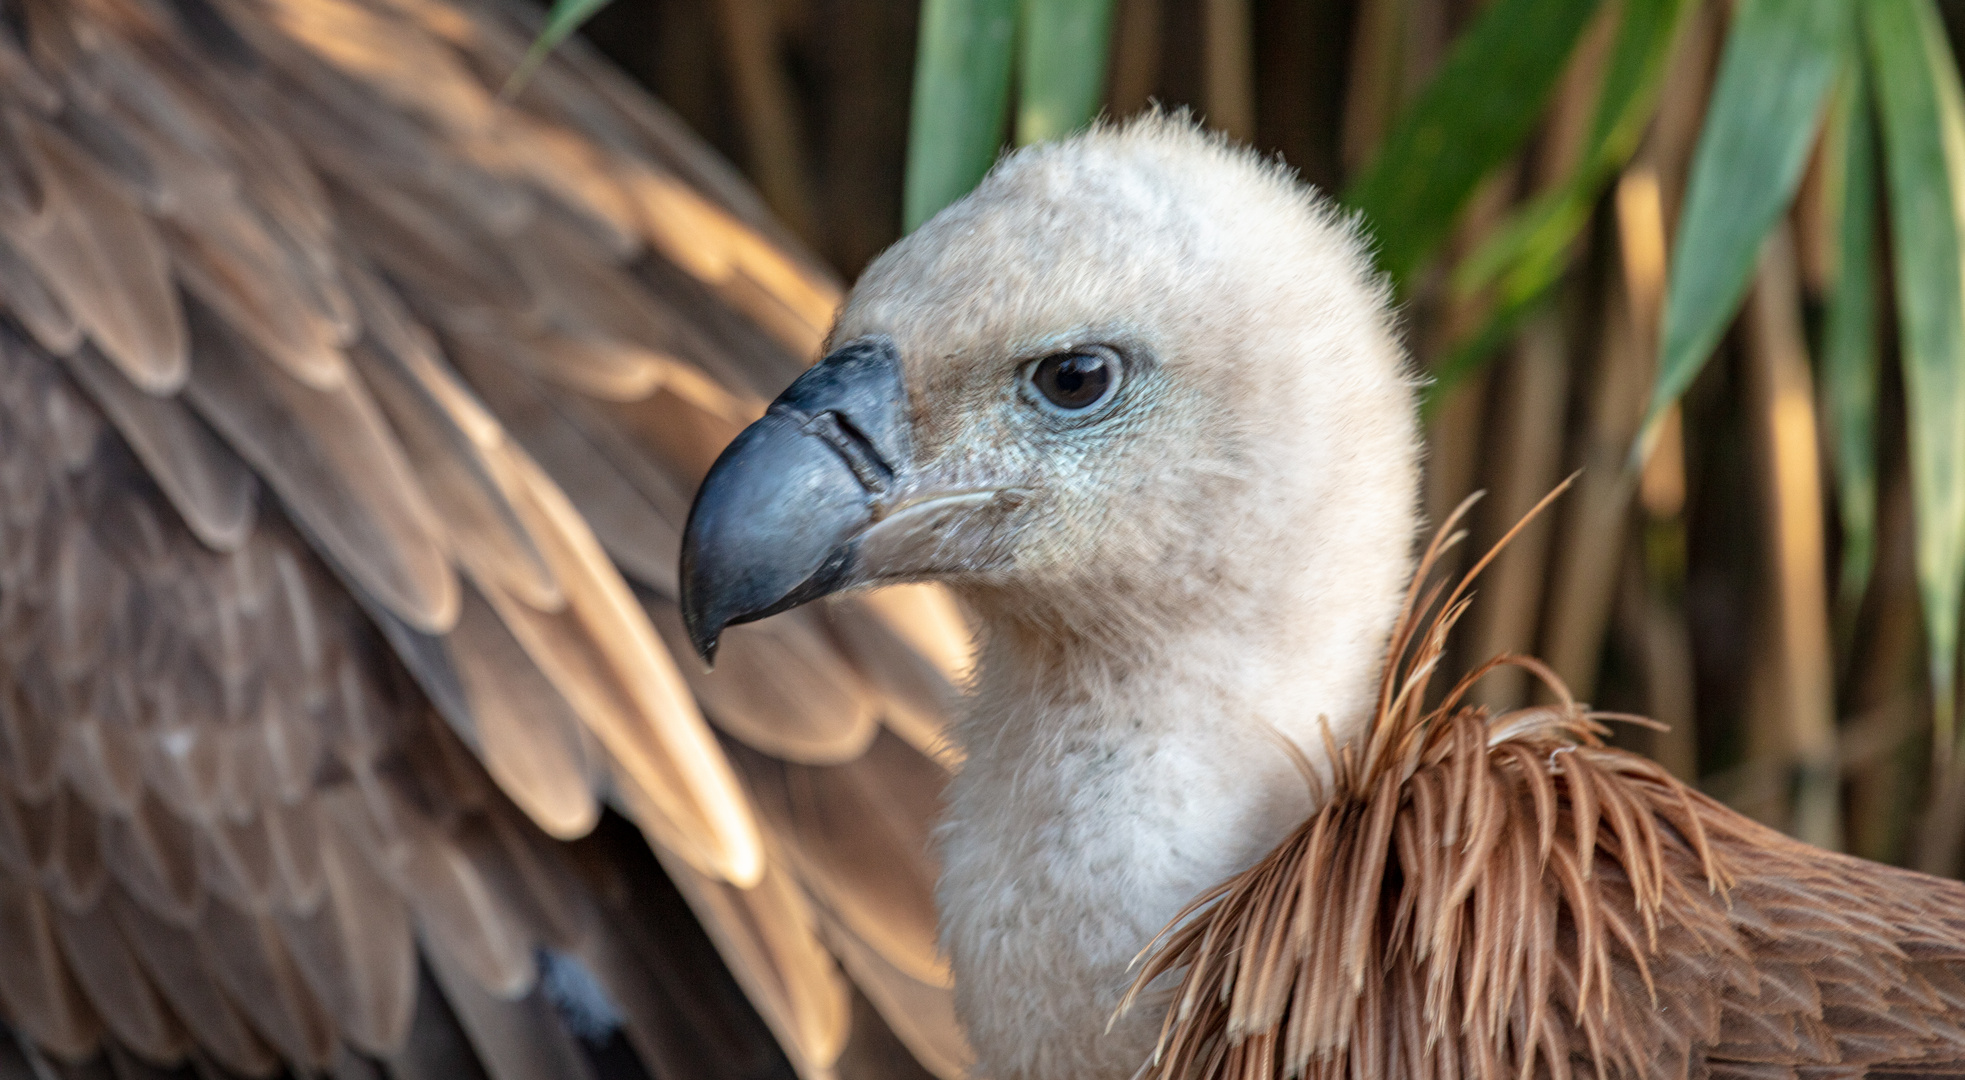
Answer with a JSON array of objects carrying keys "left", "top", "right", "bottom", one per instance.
[{"left": 680, "top": 336, "right": 1016, "bottom": 664}]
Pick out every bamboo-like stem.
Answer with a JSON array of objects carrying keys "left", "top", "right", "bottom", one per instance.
[
  {"left": 1339, "top": 0, "right": 1404, "bottom": 174},
  {"left": 1646, "top": 0, "right": 1725, "bottom": 228},
  {"left": 1850, "top": 464, "right": 1927, "bottom": 863},
  {"left": 715, "top": 0, "right": 818, "bottom": 242},
  {"left": 1397, "top": 0, "right": 1446, "bottom": 108},
  {"left": 1108, "top": 0, "right": 1163, "bottom": 118},
  {"left": 1621, "top": 162, "right": 1699, "bottom": 777},
  {"left": 1742, "top": 224, "right": 1841, "bottom": 852},
  {"left": 1468, "top": 320, "right": 1569, "bottom": 711},
  {"left": 1423, "top": 369, "right": 1489, "bottom": 570},
  {"left": 1538, "top": 0, "right": 1718, "bottom": 705},
  {"left": 1639, "top": 405, "right": 1686, "bottom": 517},
  {"left": 1201, "top": 0, "right": 1254, "bottom": 139},
  {"left": 1540, "top": 166, "right": 1668, "bottom": 701},
  {"left": 1619, "top": 167, "right": 1667, "bottom": 358},
  {"left": 1422, "top": 170, "right": 1517, "bottom": 550},
  {"left": 1793, "top": 112, "right": 1836, "bottom": 299},
  {"left": 1539, "top": 0, "right": 1622, "bottom": 188},
  {"left": 1461, "top": 5, "right": 1614, "bottom": 711},
  {"left": 1615, "top": 529, "right": 1699, "bottom": 780}
]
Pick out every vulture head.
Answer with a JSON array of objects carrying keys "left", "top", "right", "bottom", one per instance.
[
  {"left": 683, "top": 115, "right": 1422, "bottom": 1080},
  {"left": 683, "top": 115, "right": 1419, "bottom": 683}
]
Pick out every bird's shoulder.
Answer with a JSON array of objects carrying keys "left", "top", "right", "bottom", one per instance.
[{"left": 1129, "top": 697, "right": 1965, "bottom": 1080}]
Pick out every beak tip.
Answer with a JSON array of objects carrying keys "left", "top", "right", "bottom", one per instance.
[
  {"left": 679, "top": 593, "right": 724, "bottom": 666},
  {"left": 692, "top": 631, "right": 721, "bottom": 668}
]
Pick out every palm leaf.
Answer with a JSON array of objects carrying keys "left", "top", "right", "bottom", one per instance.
[
  {"left": 1344, "top": 0, "right": 1604, "bottom": 286},
  {"left": 1821, "top": 65, "right": 1880, "bottom": 616},
  {"left": 905, "top": 0, "right": 1019, "bottom": 230},
  {"left": 1016, "top": 0, "right": 1116, "bottom": 145},
  {"left": 1636, "top": 0, "right": 1848, "bottom": 457},
  {"left": 1426, "top": 0, "right": 1692, "bottom": 409},
  {"left": 1867, "top": 0, "right": 1965, "bottom": 752}
]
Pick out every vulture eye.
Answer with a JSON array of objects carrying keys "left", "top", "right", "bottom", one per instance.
[{"left": 1025, "top": 348, "right": 1122, "bottom": 415}]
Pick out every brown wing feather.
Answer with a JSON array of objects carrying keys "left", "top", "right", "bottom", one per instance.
[
  {"left": 727, "top": 731, "right": 948, "bottom": 989},
  {"left": 0, "top": 0, "right": 969, "bottom": 1076},
  {"left": 1131, "top": 494, "right": 1965, "bottom": 1080},
  {"left": 0, "top": 110, "right": 183, "bottom": 394}
]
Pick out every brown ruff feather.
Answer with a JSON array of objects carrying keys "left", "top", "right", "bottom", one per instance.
[{"left": 1125, "top": 482, "right": 1965, "bottom": 1080}]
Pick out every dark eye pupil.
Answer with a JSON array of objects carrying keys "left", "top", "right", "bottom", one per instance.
[{"left": 1035, "top": 352, "right": 1112, "bottom": 410}]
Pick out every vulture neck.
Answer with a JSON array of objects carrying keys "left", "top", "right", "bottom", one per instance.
[{"left": 941, "top": 529, "right": 1409, "bottom": 1080}]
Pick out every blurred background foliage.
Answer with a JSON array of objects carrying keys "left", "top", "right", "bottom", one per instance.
[{"left": 541, "top": 0, "right": 1965, "bottom": 875}]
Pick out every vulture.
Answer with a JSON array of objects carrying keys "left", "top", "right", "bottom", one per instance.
[
  {"left": 0, "top": 1, "right": 976, "bottom": 1079},
  {"left": 681, "top": 116, "right": 1965, "bottom": 1080}
]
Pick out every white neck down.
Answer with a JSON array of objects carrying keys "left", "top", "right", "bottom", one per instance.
[{"left": 941, "top": 531, "right": 1410, "bottom": 1080}]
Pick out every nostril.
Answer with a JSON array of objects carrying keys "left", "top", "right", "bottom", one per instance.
[{"left": 787, "top": 407, "right": 894, "bottom": 495}]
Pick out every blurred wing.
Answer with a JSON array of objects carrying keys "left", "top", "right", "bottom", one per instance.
[{"left": 0, "top": 0, "right": 972, "bottom": 1077}]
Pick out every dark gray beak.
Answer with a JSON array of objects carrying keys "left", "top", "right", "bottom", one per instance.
[{"left": 680, "top": 337, "right": 912, "bottom": 663}]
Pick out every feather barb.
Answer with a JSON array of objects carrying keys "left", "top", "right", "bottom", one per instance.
[{"left": 1121, "top": 479, "right": 1733, "bottom": 1080}]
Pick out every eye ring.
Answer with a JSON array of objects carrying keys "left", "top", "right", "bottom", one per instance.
[{"left": 1022, "top": 346, "right": 1124, "bottom": 417}]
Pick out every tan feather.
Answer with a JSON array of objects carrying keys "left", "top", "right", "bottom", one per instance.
[
  {"left": 47, "top": 786, "right": 106, "bottom": 913},
  {"left": 555, "top": 811, "right": 812, "bottom": 1080},
  {"left": 0, "top": 881, "right": 102, "bottom": 1059},
  {"left": 725, "top": 731, "right": 947, "bottom": 987},
  {"left": 649, "top": 597, "right": 882, "bottom": 766},
  {"left": 822, "top": 591, "right": 968, "bottom": 768},
  {"left": 58, "top": 718, "right": 142, "bottom": 820},
  {"left": 164, "top": 199, "right": 351, "bottom": 393},
  {"left": 0, "top": 0, "right": 977, "bottom": 1075},
  {"left": 506, "top": 326, "right": 671, "bottom": 404},
  {"left": 272, "top": 820, "right": 416, "bottom": 1056},
  {"left": 0, "top": 235, "right": 81, "bottom": 356},
  {"left": 474, "top": 808, "right": 594, "bottom": 949},
  {"left": 344, "top": 279, "right": 561, "bottom": 612},
  {"left": 6, "top": 672, "right": 65, "bottom": 802},
  {"left": 196, "top": 895, "right": 339, "bottom": 1069},
  {"left": 816, "top": 902, "right": 972, "bottom": 1080},
  {"left": 180, "top": 298, "right": 459, "bottom": 634},
  {"left": 459, "top": 112, "right": 641, "bottom": 257},
  {"left": 100, "top": 798, "right": 199, "bottom": 929},
  {"left": 49, "top": 901, "right": 183, "bottom": 1062},
  {"left": 196, "top": 812, "right": 280, "bottom": 917},
  {"left": 60, "top": 345, "right": 257, "bottom": 554},
  {"left": 623, "top": 165, "right": 839, "bottom": 358},
  {"left": 490, "top": 446, "right": 761, "bottom": 885},
  {"left": 0, "top": 111, "right": 183, "bottom": 393},
  {"left": 0, "top": 791, "right": 30, "bottom": 883},
  {"left": 442, "top": 321, "right": 687, "bottom": 593},
  {"left": 44, "top": 530, "right": 119, "bottom": 692},
  {"left": 109, "top": 892, "right": 279, "bottom": 1077},
  {"left": 259, "top": 0, "right": 495, "bottom": 137},
  {"left": 604, "top": 375, "right": 762, "bottom": 493},
  {"left": 651, "top": 846, "right": 852, "bottom": 1080},
  {"left": 379, "top": 818, "right": 537, "bottom": 1000},
  {"left": 420, "top": 941, "right": 598, "bottom": 1080},
  {"left": 318, "top": 167, "right": 532, "bottom": 317},
  {"left": 511, "top": 211, "right": 676, "bottom": 358},
  {"left": 260, "top": 798, "right": 328, "bottom": 914},
  {"left": 446, "top": 584, "right": 601, "bottom": 839},
  {"left": 0, "top": 17, "right": 57, "bottom": 117}
]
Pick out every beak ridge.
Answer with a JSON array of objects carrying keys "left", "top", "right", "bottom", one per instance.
[{"left": 679, "top": 337, "right": 910, "bottom": 663}]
